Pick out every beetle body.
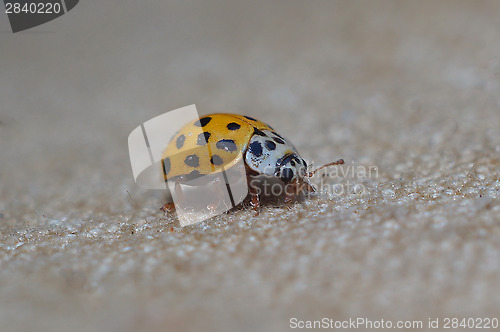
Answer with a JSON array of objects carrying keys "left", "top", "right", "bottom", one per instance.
[{"left": 161, "top": 113, "right": 340, "bottom": 211}]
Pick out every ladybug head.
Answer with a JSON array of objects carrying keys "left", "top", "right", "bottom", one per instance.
[
  {"left": 277, "top": 156, "right": 345, "bottom": 184},
  {"left": 275, "top": 154, "right": 308, "bottom": 184}
]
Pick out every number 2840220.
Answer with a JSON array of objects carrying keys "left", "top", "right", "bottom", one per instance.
[{"left": 5, "top": 2, "right": 62, "bottom": 14}]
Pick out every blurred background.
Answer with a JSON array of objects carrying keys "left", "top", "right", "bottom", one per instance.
[{"left": 1, "top": 1, "right": 500, "bottom": 331}]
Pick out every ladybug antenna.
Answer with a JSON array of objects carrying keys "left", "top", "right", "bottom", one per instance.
[{"left": 307, "top": 159, "right": 344, "bottom": 177}]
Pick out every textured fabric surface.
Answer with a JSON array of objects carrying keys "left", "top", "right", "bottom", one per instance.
[{"left": 1, "top": 1, "right": 500, "bottom": 331}]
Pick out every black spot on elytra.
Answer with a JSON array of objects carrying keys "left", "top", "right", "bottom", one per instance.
[
  {"left": 162, "top": 157, "right": 171, "bottom": 175},
  {"left": 194, "top": 116, "right": 212, "bottom": 127},
  {"left": 273, "top": 136, "right": 285, "bottom": 144},
  {"left": 265, "top": 140, "right": 276, "bottom": 150},
  {"left": 216, "top": 139, "right": 237, "bottom": 152},
  {"left": 184, "top": 154, "right": 199, "bottom": 167},
  {"left": 253, "top": 128, "right": 266, "bottom": 136},
  {"left": 291, "top": 160, "right": 296, "bottom": 166},
  {"left": 227, "top": 122, "right": 241, "bottom": 130},
  {"left": 244, "top": 115, "right": 257, "bottom": 121},
  {"left": 249, "top": 141, "right": 263, "bottom": 157},
  {"left": 197, "top": 132, "right": 211, "bottom": 145},
  {"left": 176, "top": 134, "right": 185, "bottom": 149},
  {"left": 210, "top": 155, "right": 223, "bottom": 166}
]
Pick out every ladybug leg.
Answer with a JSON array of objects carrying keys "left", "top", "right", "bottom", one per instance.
[
  {"left": 249, "top": 184, "right": 260, "bottom": 213},
  {"left": 284, "top": 184, "right": 296, "bottom": 204},
  {"left": 303, "top": 181, "right": 316, "bottom": 195},
  {"left": 299, "top": 181, "right": 316, "bottom": 202},
  {"left": 160, "top": 202, "right": 175, "bottom": 212},
  {"left": 160, "top": 178, "right": 184, "bottom": 213},
  {"left": 286, "top": 178, "right": 307, "bottom": 204},
  {"left": 251, "top": 192, "right": 260, "bottom": 209}
]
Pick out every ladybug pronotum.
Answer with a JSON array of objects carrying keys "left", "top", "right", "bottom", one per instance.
[{"left": 161, "top": 113, "right": 343, "bottom": 212}]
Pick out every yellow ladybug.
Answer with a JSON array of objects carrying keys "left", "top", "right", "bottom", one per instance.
[{"left": 161, "top": 113, "right": 343, "bottom": 211}]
